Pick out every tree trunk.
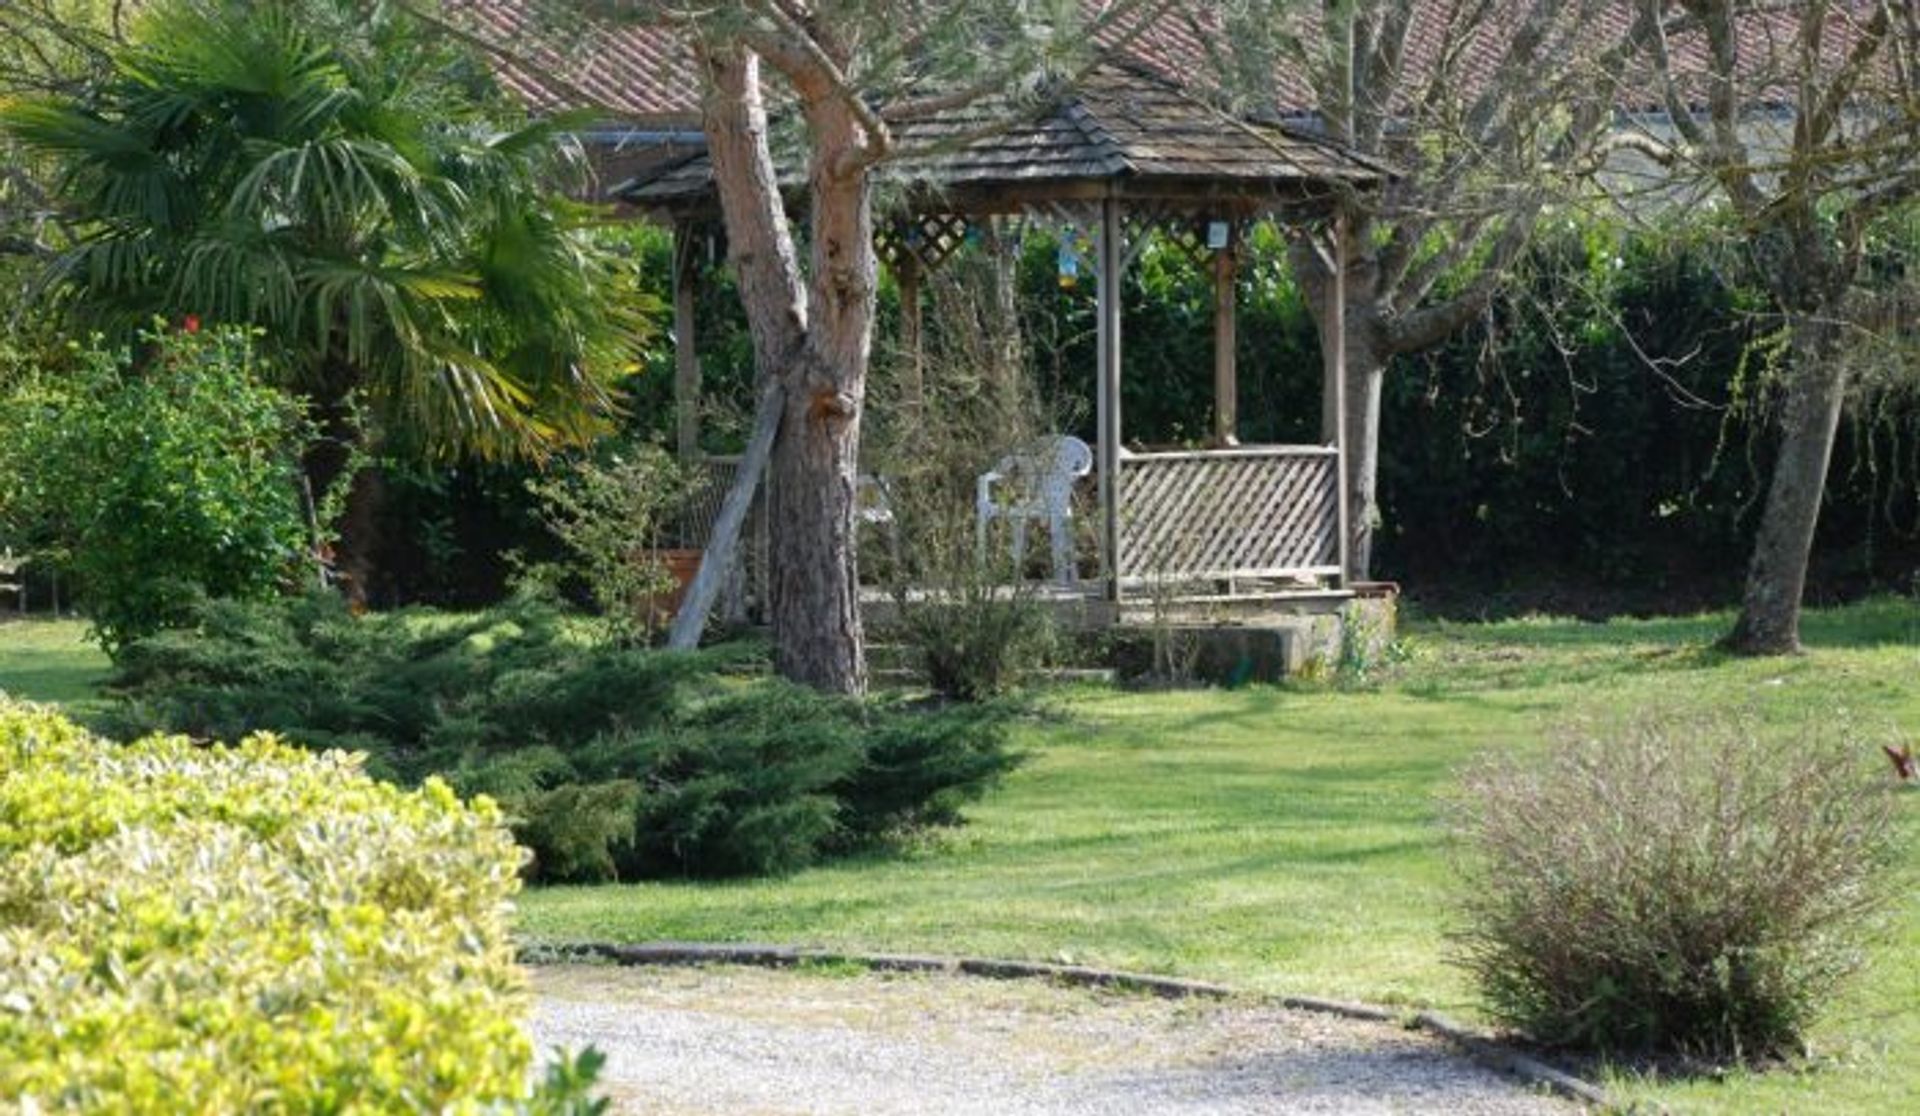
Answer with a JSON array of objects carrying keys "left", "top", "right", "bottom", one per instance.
[
  {"left": 335, "top": 468, "right": 383, "bottom": 609},
  {"left": 768, "top": 351, "right": 866, "bottom": 691},
  {"left": 986, "top": 218, "right": 1025, "bottom": 415},
  {"left": 698, "top": 45, "right": 873, "bottom": 694},
  {"left": 1725, "top": 314, "right": 1849, "bottom": 655},
  {"left": 768, "top": 119, "right": 874, "bottom": 694},
  {"left": 1339, "top": 345, "right": 1388, "bottom": 579}
]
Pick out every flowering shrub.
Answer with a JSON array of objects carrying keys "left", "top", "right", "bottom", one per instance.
[{"left": 0, "top": 701, "right": 592, "bottom": 1112}]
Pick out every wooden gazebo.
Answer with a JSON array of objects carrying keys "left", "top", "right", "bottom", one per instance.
[{"left": 616, "top": 63, "right": 1391, "bottom": 615}]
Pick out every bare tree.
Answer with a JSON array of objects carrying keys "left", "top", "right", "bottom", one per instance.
[
  {"left": 1619, "top": 0, "right": 1920, "bottom": 653},
  {"left": 1202, "top": 1, "right": 1654, "bottom": 577}
]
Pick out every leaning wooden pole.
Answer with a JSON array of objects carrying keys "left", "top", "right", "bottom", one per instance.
[
  {"left": 669, "top": 380, "right": 785, "bottom": 650},
  {"left": 1330, "top": 213, "right": 1352, "bottom": 589}
]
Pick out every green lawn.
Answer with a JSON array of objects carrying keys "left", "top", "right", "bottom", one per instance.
[
  {"left": 9, "top": 600, "right": 1920, "bottom": 1112},
  {"left": 0, "top": 618, "right": 110, "bottom": 711},
  {"left": 523, "top": 600, "right": 1920, "bottom": 1114}
]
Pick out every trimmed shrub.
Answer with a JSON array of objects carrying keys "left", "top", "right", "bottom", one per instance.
[
  {"left": 0, "top": 701, "right": 595, "bottom": 1112},
  {"left": 101, "top": 593, "right": 1025, "bottom": 882},
  {"left": 1449, "top": 712, "right": 1897, "bottom": 1060}
]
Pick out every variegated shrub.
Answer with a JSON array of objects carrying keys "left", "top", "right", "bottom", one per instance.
[{"left": 0, "top": 702, "right": 547, "bottom": 1112}]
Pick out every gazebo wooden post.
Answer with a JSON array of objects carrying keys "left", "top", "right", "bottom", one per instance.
[
  {"left": 1096, "top": 196, "right": 1125, "bottom": 603},
  {"left": 1211, "top": 222, "right": 1238, "bottom": 446},
  {"left": 671, "top": 220, "right": 703, "bottom": 461},
  {"left": 1331, "top": 212, "right": 1352, "bottom": 589}
]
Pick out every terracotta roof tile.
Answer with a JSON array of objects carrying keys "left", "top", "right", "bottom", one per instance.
[
  {"left": 445, "top": 0, "right": 700, "bottom": 123},
  {"left": 448, "top": 2, "right": 1890, "bottom": 136}
]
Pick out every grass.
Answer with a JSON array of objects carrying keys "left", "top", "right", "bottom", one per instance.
[
  {"left": 522, "top": 598, "right": 1920, "bottom": 1115},
  {"left": 0, "top": 617, "right": 110, "bottom": 713},
  {"left": 10, "top": 598, "right": 1920, "bottom": 1112}
]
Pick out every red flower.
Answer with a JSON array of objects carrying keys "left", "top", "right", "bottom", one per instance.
[{"left": 182, "top": 314, "right": 202, "bottom": 334}]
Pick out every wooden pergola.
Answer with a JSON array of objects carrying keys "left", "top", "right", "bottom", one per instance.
[{"left": 615, "top": 63, "right": 1391, "bottom": 609}]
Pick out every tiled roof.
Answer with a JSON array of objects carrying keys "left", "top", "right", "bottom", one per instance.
[
  {"left": 442, "top": 0, "right": 700, "bottom": 124},
  {"left": 447, "top": 0, "right": 1893, "bottom": 212},
  {"left": 449, "top": 1, "right": 1887, "bottom": 126},
  {"left": 619, "top": 62, "right": 1392, "bottom": 212}
]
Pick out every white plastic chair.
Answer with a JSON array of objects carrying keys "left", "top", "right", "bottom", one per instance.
[{"left": 975, "top": 435, "right": 1093, "bottom": 586}]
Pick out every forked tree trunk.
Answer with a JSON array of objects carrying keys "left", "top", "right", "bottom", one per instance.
[
  {"left": 1725, "top": 314, "right": 1849, "bottom": 655},
  {"left": 698, "top": 46, "right": 873, "bottom": 694}
]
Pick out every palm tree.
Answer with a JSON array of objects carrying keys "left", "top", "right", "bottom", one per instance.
[{"left": 3, "top": 0, "right": 645, "bottom": 600}]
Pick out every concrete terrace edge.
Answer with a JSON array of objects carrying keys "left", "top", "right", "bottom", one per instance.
[{"left": 521, "top": 939, "right": 1614, "bottom": 1110}]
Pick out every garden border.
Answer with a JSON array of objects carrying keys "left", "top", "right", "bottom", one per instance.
[{"left": 523, "top": 940, "right": 1613, "bottom": 1109}]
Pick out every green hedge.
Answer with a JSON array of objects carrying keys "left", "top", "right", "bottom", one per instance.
[{"left": 0, "top": 701, "right": 580, "bottom": 1112}]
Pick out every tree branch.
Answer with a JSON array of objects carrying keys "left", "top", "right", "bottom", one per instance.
[
  {"left": 741, "top": 0, "right": 894, "bottom": 167},
  {"left": 697, "top": 44, "right": 808, "bottom": 373},
  {"left": 1384, "top": 209, "right": 1538, "bottom": 355}
]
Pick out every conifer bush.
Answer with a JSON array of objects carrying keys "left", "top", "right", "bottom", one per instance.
[
  {"left": 0, "top": 701, "right": 597, "bottom": 1112},
  {"left": 1450, "top": 712, "right": 1897, "bottom": 1060},
  {"left": 100, "top": 593, "right": 1024, "bottom": 882}
]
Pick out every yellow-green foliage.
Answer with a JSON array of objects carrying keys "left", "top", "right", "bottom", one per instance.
[{"left": 0, "top": 701, "right": 534, "bottom": 1112}]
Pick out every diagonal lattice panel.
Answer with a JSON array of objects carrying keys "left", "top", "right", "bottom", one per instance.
[{"left": 1118, "top": 449, "right": 1339, "bottom": 581}]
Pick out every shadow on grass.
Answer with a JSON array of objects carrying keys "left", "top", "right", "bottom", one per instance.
[
  {"left": 1392, "top": 596, "right": 1920, "bottom": 700},
  {"left": 1422, "top": 595, "right": 1920, "bottom": 653}
]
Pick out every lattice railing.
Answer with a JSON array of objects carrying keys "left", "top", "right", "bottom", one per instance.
[{"left": 1117, "top": 447, "right": 1340, "bottom": 584}]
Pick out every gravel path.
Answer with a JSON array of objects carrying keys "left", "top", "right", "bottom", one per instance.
[{"left": 530, "top": 964, "right": 1580, "bottom": 1115}]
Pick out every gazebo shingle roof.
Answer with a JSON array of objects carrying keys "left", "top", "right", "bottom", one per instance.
[{"left": 620, "top": 63, "right": 1391, "bottom": 215}]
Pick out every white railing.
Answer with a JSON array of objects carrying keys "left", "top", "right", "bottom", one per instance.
[{"left": 1117, "top": 446, "right": 1340, "bottom": 585}]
